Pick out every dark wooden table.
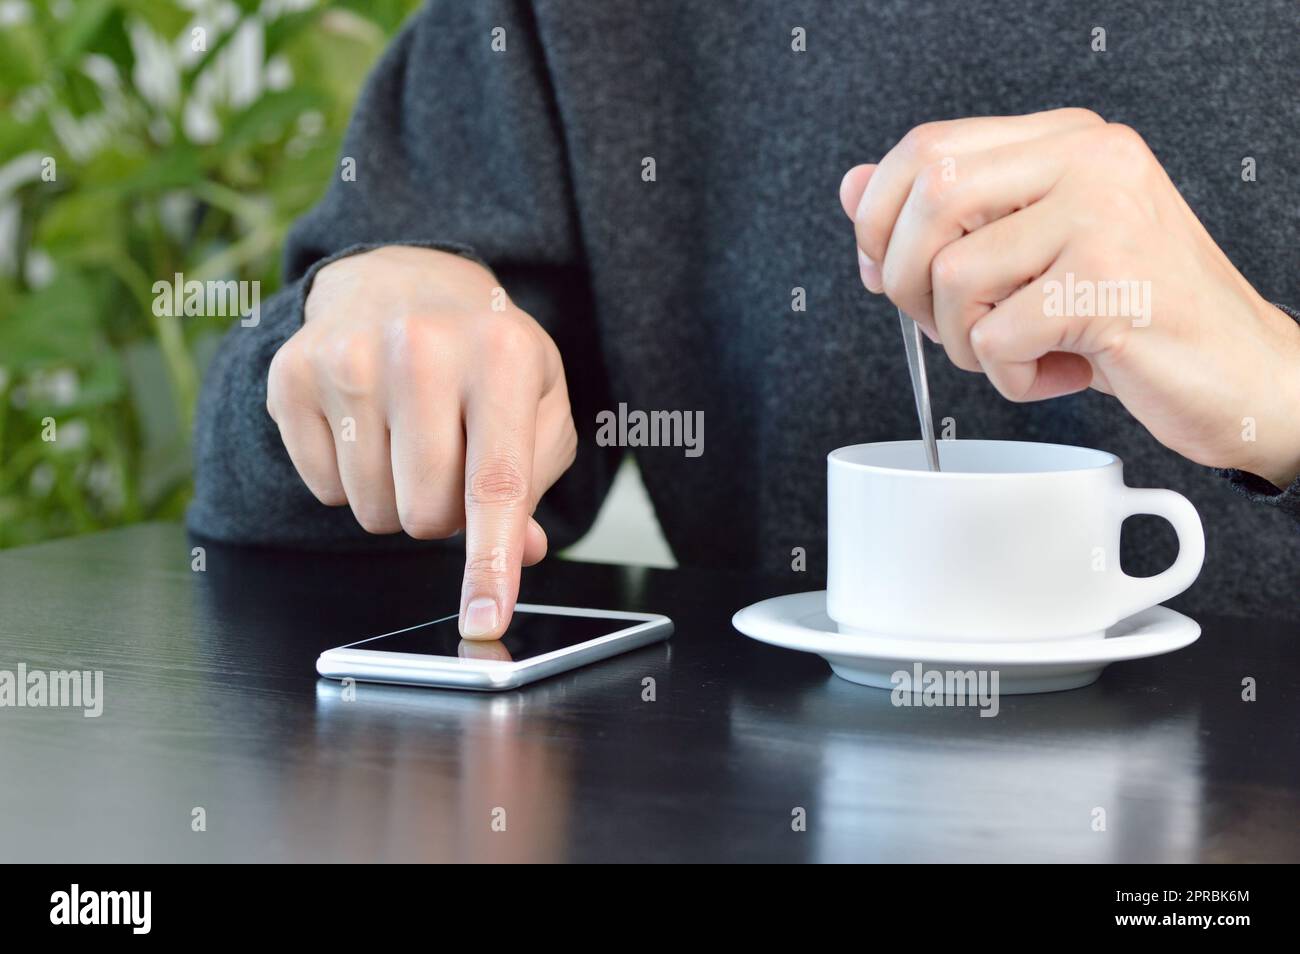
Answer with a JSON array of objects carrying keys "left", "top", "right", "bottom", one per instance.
[{"left": 0, "top": 522, "right": 1296, "bottom": 862}]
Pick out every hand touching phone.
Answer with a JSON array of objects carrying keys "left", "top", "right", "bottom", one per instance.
[{"left": 266, "top": 246, "right": 578, "bottom": 639}]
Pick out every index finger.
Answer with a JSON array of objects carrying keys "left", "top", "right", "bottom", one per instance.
[{"left": 459, "top": 377, "right": 540, "bottom": 640}]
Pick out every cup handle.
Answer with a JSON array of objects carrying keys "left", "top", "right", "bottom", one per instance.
[{"left": 1110, "top": 487, "right": 1205, "bottom": 622}]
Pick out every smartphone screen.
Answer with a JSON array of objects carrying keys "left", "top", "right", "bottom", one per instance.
[{"left": 350, "top": 611, "right": 633, "bottom": 661}]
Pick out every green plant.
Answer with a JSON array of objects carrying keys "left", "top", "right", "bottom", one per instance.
[{"left": 0, "top": 0, "right": 421, "bottom": 547}]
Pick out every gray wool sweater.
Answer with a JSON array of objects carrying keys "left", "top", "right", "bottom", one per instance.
[{"left": 188, "top": 0, "right": 1300, "bottom": 623}]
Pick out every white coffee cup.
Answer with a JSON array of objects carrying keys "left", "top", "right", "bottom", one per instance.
[{"left": 826, "top": 440, "right": 1205, "bottom": 642}]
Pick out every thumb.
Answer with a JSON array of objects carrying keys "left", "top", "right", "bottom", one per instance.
[{"left": 522, "top": 517, "right": 548, "bottom": 566}]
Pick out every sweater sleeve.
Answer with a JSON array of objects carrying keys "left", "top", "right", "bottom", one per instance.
[
  {"left": 187, "top": 0, "right": 618, "bottom": 551},
  {"left": 1215, "top": 302, "right": 1300, "bottom": 524}
]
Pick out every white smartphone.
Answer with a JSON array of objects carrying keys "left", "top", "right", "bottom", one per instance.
[{"left": 316, "top": 603, "right": 673, "bottom": 691}]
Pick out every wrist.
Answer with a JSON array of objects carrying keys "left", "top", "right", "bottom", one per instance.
[
  {"left": 1234, "top": 301, "right": 1300, "bottom": 489},
  {"left": 305, "top": 244, "right": 501, "bottom": 322}
]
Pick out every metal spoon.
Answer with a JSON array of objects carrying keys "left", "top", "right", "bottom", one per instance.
[{"left": 897, "top": 307, "right": 941, "bottom": 471}]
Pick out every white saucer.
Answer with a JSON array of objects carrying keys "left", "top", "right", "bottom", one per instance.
[{"left": 731, "top": 591, "right": 1200, "bottom": 695}]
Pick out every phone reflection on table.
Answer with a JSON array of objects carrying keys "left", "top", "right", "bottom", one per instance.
[{"left": 312, "top": 678, "right": 573, "bottom": 862}]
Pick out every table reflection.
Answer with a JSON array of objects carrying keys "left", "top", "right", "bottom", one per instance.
[
  {"left": 723, "top": 669, "right": 1206, "bottom": 862},
  {"left": 311, "top": 680, "right": 572, "bottom": 862}
]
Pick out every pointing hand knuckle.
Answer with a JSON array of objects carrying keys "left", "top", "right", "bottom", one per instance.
[
  {"left": 463, "top": 550, "right": 509, "bottom": 581},
  {"left": 352, "top": 505, "right": 398, "bottom": 535},
  {"left": 314, "top": 333, "right": 376, "bottom": 394},
  {"left": 399, "top": 504, "right": 458, "bottom": 540},
  {"left": 480, "top": 315, "right": 536, "bottom": 361},
  {"left": 467, "top": 457, "right": 529, "bottom": 506},
  {"left": 267, "top": 342, "right": 308, "bottom": 416},
  {"left": 310, "top": 484, "right": 348, "bottom": 508}
]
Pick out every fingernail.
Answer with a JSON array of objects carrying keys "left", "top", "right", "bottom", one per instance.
[
  {"left": 857, "top": 249, "right": 883, "bottom": 293},
  {"left": 462, "top": 596, "right": 499, "bottom": 637}
]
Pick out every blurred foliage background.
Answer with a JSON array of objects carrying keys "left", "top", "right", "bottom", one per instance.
[{"left": 0, "top": 0, "right": 422, "bottom": 547}]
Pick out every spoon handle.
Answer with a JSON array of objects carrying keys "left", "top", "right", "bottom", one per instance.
[{"left": 897, "top": 308, "right": 941, "bottom": 471}]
